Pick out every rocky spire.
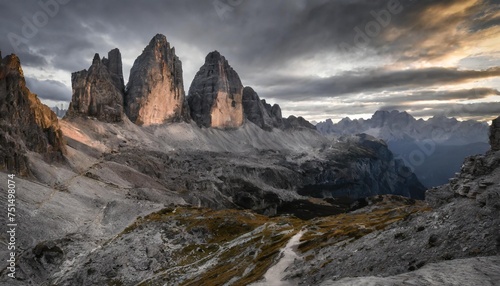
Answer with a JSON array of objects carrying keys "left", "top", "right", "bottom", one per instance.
[
  {"left": 65, "top": 50, "right": 125, "bottom": 122},
  {"left": 188, "top": 51, "right": 243, "bottom": 128},
  {"left": 242, "top": 86, "right": 283, "bottom": 130},
  {"left": 490, "top": 116, "right": 500, "bottom": 151},
  {"left": 102, "top": 48, "right": 125, "bottom": 92},
  {"left": 125, "top": 34, "right": 188, "bottom": 126},
  {"left": 0, "top": 54, "right": 65, "bottom": 175}
]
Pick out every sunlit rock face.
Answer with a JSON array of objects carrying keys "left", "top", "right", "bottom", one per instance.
[
  {"left": 66, "top": 49, "right": 125, "bottom": 122},
  {"left": 188, "top": 51, "right": 243, "bottom": 128},
  {"left": 125, "top": 34, "right": 188, "bottom": 126},
  {"left": 0, "top": 54, "right": 65, "bottom": 175}
]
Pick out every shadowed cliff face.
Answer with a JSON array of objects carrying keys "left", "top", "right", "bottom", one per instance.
[
  {"left": 0, "top": 54, "right": 65, "bottom": 175},
  {"left": 490, "top": 116, "right": 500, "bottom": 151},
  {"left": 242, "top": 86, "right": 284, "bottom": 131},
  {"left": 102, "top": 48, "right": 125, "bottom": 93},
  {"left": 125, "top": 34, "right": 188, "bottom": 126},
  {"left": 188, "top": 51, "right": 244, "bottom": 128},
  {"left": 65, "top": 50, "right": 125, "bottom": 122}
]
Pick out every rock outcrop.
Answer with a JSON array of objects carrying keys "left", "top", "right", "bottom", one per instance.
[
  {"left": 188, "top": 51, "right": 243, "bottom": 128},
  {"left": 490, "top": 116, "right": 500, "bottom": 151},
  {"left": 0, "top": 54, "right": 65, "bottom": 175},
  {"left": 125, "top": 34, "right": 188, "bottom": 126},
  {"left": 102, "top": 48, "right": 125, "bottom": 92},
  {"left": 65, "top": 50, "right": 125, "bottom": 122},
  {"left": 284, "top": 115, "right": 316, "bottom": 130},
  {"left": 242, "top": 86, "right": 316, "bottom": 131},
  {"left": 242, "top": 86, "right": 283, "bottom": 130}
]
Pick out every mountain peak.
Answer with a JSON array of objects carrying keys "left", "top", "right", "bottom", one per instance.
[
  {"left": 92, "top": 53, "right": 101, "bottom": 65},
  {"left": 2, "top": 53, "right": 24, "bottom": 78},
  {"left": 66, "top": 50, "right": 125, "bottom": 122},
  {"left": 125, "top": 34, "right": 188, "bottom": 125},
  {"left": 149, "top": 33, "right": 168, "bottom": 45},
  {"left": 103, "top": 48, "right": 125, "bottom": 92},
  {"left": 207, "top": 50, "right": 222, "bottom": 60},
  {"left": 188, "top": 51, "right": 243, "bottom": 128}
]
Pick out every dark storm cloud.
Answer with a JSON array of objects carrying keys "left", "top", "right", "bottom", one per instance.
[
  {"left": 391, "top": 88, "right": 500, "bottom": 102},
  {"left": 286, "top": 103, "right": 375, "bottom": 116},
  {"left": 230, "top": 0, "right": 497, "bottom": 68},
  {"left": 1, "top": 0, "right": 496, "bottom": 75},
  {"left": 0, "top": 1, "right": 214, "bottom": 72},
  {"left": 2, "top": 0, "right": 483, "bottom": 74},
  {"left": 25, "top": 77, "right": 71, "bottom": 101},
  {"left": 254, "top": 67, "right": 500, "bottom": 101},
  {"left": 342, "top": 88, "right": 500, "bottom": 104},
  {"left": 471, "top": 5, "right": 500, "bottom": 32}
]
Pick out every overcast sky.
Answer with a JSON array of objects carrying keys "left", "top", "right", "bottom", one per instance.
[{"left": 1, "top": 0, "right": 499, "bottom": 122}]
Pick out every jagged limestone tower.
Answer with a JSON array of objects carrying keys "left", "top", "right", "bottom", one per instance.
[
  {"left": 65, "top": 49, "right": 125, "bottom": 122},
  {"left": 188, "top": 51, "right": 244, "bottom": 128},
  {"left": 242, "top": 86, "right": 284, "bottom": 131},
  {"left": 125, "top": 34, "right": 189, "bottom": 126}
]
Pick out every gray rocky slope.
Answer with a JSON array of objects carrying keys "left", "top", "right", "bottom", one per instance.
[
  {"left": 2, "top": 110, "right": 495, "bottom": 285},
  {"left": 0, "top": 117, "right": 426, "bottom": 285}
]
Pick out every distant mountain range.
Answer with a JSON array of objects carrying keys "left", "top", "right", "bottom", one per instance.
[
  {"left": 50, "top": 105, "right": 67, "bottom": 118},
  {"left": 316, "top": 110, "right": 491, "bottom": 187}
]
